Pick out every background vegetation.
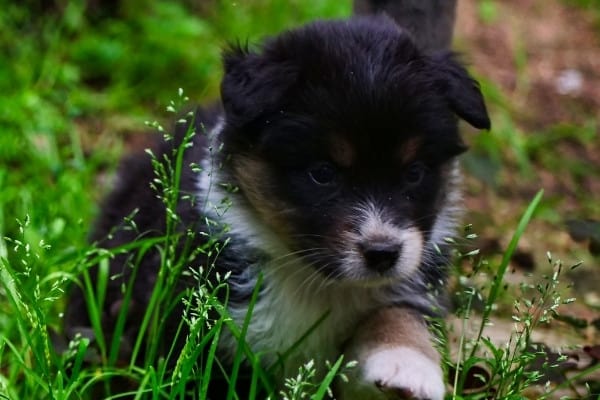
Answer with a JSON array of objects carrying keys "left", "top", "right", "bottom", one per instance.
[{"left": 0, "top": 0, "right": 598, "bottom": 398}]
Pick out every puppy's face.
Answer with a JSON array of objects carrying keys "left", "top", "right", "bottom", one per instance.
[{"left": 220, "top": 17, "right": 490, "bottom": 285}]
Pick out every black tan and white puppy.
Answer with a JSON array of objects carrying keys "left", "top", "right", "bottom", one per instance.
[{"left": 66, "top": 15, "right": 490, "bottom": 399}]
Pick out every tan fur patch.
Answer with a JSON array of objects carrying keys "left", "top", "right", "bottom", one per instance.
[
  {"left": 338, "top": 307, "right": 444, "bottom": 399},
  {"left": 398, "top": 137, "right": 422, "bottom": 165},
  {"left": 330, "top": 135, "right": 355, "bottom": 168},
  {"left": 346, "top": 306, "right": 439, "bottom": 362},
  {"left": 232, "top": 155, "right": 293, "bottom": 242}
]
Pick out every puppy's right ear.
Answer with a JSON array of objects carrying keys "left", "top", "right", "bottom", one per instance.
[{"left": 221, "top": 43, "right": 296, "bottom": 128}]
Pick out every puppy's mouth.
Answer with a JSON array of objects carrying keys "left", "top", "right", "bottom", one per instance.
[
  {"left": 292, "top": 226, "right": 424, "bottom": 287},
  {"left": 281, "top": 202, "right": 427, "bottom": 286},
  {"left": 340, "top": 226, "right": 424, "bottom": 285},
  {"left": 329, "top": 203, "right": 425, "bottom": 285}
]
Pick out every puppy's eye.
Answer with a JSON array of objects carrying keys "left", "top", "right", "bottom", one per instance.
[
  {"left": 308, "top": 162, "right": 337, "bottom": 186},
  {"left": 404, "top": 162, "right": 427, "bottom": 185}
]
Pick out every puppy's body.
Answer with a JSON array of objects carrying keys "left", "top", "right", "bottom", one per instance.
[
  {"left": 66, "top": 16, "right": 489, "bottom": 399},
  {"left": 198, "top": 124, "right": 461, "bottom": 372}
]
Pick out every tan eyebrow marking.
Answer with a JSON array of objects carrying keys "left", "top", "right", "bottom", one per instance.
[
  {"left": 330, "top": 134, "right": 355, "bottom": 168},
  {"left": 398, "top": 137, "right": 422, "bottom": 164},
  {"left": 232, "top": 155, "right": 293, "bottom": 243}
]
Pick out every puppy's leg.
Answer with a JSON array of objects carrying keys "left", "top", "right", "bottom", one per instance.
[
  {"left": 353, "top": 0, "right": 457, "bottom": 53},
  {"left": 338, "top": 307, "right": 445, "bottom": 400}
]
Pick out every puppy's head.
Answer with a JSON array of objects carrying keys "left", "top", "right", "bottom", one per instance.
[{"left": 219, "top": 16, "right": 490, "bottom": 284}]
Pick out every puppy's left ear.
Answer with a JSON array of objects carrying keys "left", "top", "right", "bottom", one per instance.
[
  {"left": 221, "top": 42, "right": 297, "bottom": 128},
  {"left": 432, "top": 52, "right": 491, "bottom": 130}
]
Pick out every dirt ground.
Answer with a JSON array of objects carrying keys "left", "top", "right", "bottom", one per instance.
[
  {"left": 457, "top": 0, "right": 600, "bottom": 124},
  {"left": 450, "top": 0, "right": 600, "bottom": 396},
  {"left": 456, "top": 0, "right": 600, "bottom": 328}
]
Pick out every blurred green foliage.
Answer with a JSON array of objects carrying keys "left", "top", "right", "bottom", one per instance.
[
  {"left": 0, "top": 3, "right": 352, "bottom": 398},
  {"left": 0, "top": 0, "right": 350, "bottom": 257}
]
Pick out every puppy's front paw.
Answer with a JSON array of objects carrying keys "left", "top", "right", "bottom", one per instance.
[{"left": 359, "top": 346, "right": 445, "bottom": 400}]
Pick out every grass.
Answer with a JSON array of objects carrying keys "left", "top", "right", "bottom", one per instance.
[
  {"left": 447, "top": 192, "right": 574, "bottom": 399},
  {"left": 1, "top": 1, "right": 599, "bottom": 399},
  {"left": 2, "top": 123, "right": 596, "bottom": 398}
]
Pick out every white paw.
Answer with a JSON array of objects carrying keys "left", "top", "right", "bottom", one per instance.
[{"left": 357, "top": 347, "right": 445, "bottom": 400}]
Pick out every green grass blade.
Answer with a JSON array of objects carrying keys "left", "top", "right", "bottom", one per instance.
[
  {"left": 310, "top": 356, "right": 344, "bottom": 400},
  {"left": 270, "top": 310, "right": 330, "bottom": 374},
  {"left": 468, "top": 189, "right": 544, "bottom": 360},
  {"left": 81, "top": 262, "right": 108, "bottom": 362},
  {"left": 128, "top": 243, "right": 167, "bottom": 368},
  {"left": 198, "top": 318, "right": 224, "bottom": 399},
  {"left": 226, "top": 273, "right": 263, "bottom": 400}
]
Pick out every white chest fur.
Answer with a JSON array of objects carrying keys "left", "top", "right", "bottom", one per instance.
[{"left": 220, "top": 256, "right": 378, "bottom": 376}]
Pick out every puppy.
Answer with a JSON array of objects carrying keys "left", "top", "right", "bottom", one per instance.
[{"left": 66, "top": 15, "right": 490, "bottom": 399}]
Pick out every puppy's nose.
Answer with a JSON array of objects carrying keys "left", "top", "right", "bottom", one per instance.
[{"left": 360, "top": 243, "right": 400, "bottom": 273}]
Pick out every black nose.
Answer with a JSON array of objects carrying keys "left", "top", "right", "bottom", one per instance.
[{"left": 360, "top": 243, "right": 400, "bottom": 273}]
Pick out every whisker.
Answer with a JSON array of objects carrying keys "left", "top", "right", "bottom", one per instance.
[
  {"left": 267, "top": 247, "right": 329, "bottom": 264},
  {"left": 263, "top": 248, "right": 331, "bottom": 284},
  {"left": 291, "top": 267, "right": 325, "bottom": 298}
]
